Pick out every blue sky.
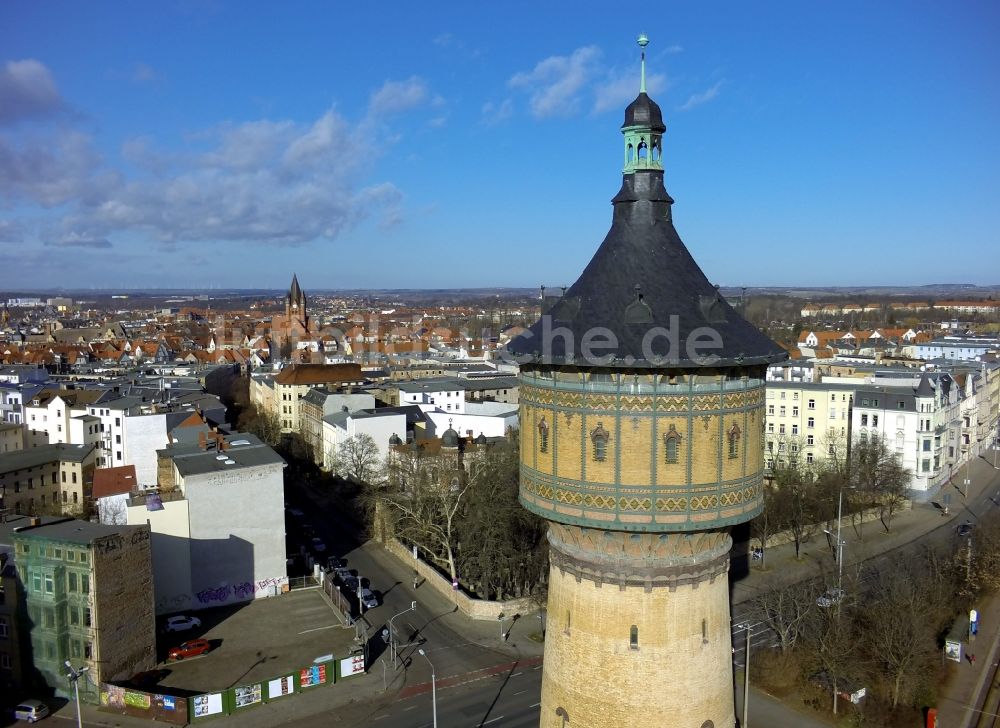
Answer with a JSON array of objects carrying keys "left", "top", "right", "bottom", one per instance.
[{"left": 1, "top": 1, "right": 998, "bottom": 291}]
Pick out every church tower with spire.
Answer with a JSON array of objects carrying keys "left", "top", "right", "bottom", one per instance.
[
  {"left": 508, "top": 36, "right": 786, "bottom": 728},
  {"left": 285, "top": 273, "right": 308, "bottom": 329}
]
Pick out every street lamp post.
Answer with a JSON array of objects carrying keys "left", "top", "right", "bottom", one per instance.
[
  {"left": 738, "top": 623, "right": 751, "bottom": 728},
  {"left": 65, "top": 660, "right": 89, "bottom": 728},
  {"left": 822, "top": 528, "right": 846, "bottom": 596},
  {"left": 389, "top": 600, "right": 417, "bottom": 670},
  {"left": 417, "top": 648, "right": 437, "bottom": 728}
]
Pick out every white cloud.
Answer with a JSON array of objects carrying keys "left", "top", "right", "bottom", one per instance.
[
  {"left": 0, "top": 59, "right": 63, "bottom": 125},
  {"left": 0, "top": 219, "right": 23, "bottom": 243},
  {"left": 132, "top": 63, "right": 163, "bottom": 84},
  {"left": 43, "top": 231, "right": 112, "bottom": 249},
  {"left": 481, "top": 98, "right": 514, "bottom": 126},
  {"left": 2, "top": 103, "right": 405, "bottom": 248},
  {"left": 678, "top": 81, "right": 723, "bottom": 112},
  {"left": 508, "top": 46, "right": 601, "bottom": 118},
  {"left": 368, "top": 76, "right": 431, "bottom": 116},
  {"left": 593, "top": 71, "right": 668, "bottom": 114},
  {"left": 664, "top": 44, "right": 683, "bottom": 54}
]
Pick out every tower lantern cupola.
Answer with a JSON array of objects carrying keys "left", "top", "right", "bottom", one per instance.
[{"left": 622, "top": 33, "right": 665, "bottom": 174}]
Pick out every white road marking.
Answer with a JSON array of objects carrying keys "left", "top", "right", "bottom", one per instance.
[
  {"left": 481, "top": 717, "right": 505, "bottom": 725},
  {"left": 512, "top": 671, "right": 523, "bottom": 676},
  {"left": 530, "top": 702, "right": 541, "bottom": 708},
  {"left": 403, "top": 705, "right": 417, "bottom": 711},
  {"left": 298, "top": 624, "right": 339, "bottom": 634},
  {"left": 513, "top": 689, "right": 527, "bottom": 695}
]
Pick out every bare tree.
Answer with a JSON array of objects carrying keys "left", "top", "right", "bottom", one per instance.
[
  {"left": 858, "top": 562, "right": 940, "bottom": 708},
  {"left": 335, "top": 433, "right": 382, "bottom": 485},
  {"left": 749, "top": 579, "right": 816, "bottom": 653},
  {"left": 377, "top": 450, "right": 471, "bottom": 585},
  {"left": 771, "top": 462, "right": 820, "bottom": 559},
  {"left": 751, "top": 479, "right": 785, "bottom": 568},
  {"left": 852, "top": 434, "right": 909, "bottom": 533}
]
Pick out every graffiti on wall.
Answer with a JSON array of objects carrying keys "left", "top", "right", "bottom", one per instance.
[{"left": 194, "top": 577, "right": 287, "bottom": 605}]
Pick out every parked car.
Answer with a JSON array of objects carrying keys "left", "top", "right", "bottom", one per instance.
[
  {"left": 163, "top": 615, "right": 201, "bottom": 633},
  {"left": 360, "top": 588, "right": 379, "bottom": 610},
  {"left": 168, "top": 639, "right": 211, "bottom": 660},
  {"left": 341, "top": 575, "right": 360, "bottom": 591},
  {"left": 816, "top": 587, "right": 845, "bottom": 608},
  {"left": 333, "top": 566, "right": 353, "bottom": 583},
  {"left": 14, "top": 699, "right": 49, "bottom": 723}
]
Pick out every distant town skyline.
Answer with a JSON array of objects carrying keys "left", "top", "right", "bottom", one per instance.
[{"left": 1, "top": 1, "right": 998, "bottom": 289}]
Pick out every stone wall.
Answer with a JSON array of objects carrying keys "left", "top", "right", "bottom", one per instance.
[{"left": 384, "top": 538, "right": 538, "bottom": 621}]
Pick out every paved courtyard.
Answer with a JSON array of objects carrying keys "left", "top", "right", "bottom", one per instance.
[{"left": 156, "top": 588, "right": 359, "bottom": 693}]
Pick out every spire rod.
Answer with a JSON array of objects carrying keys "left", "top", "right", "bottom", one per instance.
[{"left": 637, "top": 33, "right": 649, "bottom": 93}]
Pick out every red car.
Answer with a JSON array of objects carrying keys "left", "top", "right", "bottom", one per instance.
[{"left": 168, "top": 639, "right": 211, "bottom": 660}]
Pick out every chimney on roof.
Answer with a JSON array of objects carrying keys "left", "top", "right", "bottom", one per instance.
[
  {"left": 30, "top": 517, "right": 40, "bottom": 526},
  {"left": 198, "top": 432, "right": 207, "bottom": 451},
  {"left": 217, "top": 433, "right": 225, "bottom": 451}
]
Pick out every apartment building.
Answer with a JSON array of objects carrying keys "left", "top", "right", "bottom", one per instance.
[
  {"left": 0, "top": 444, "right": 98, "bottom": 516},
  {"left": 128, "top": 432, "right": 287, "bottom": 614},
  {"left": 11, "top": 517, "right": 155, "bottom": 701},
  {"left": 764, "top": 381, "right": 857, "bottom": 471}
]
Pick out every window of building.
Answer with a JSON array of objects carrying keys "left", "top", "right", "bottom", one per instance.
[
  {"left": 806, "top": 453, "right": 814, "bottom": 464},
  {"left": 793, "top": 392, "right": 799, "bottom": 400},
  {"left": 767, "top": 423, "right": 774, "bottom": 433},
  {"left": 43, "top": 608, "right": 54, "bottom": 628},
  {"left": 538, "top": 417, "right": 549, "bottom": 454},
  {"left": 66, "top": 550, "right": 74, "bottom": 562},
  {"left": 81, "top": 574, "right": 89, "bottom": 594},
  {"left": 898, "top": 401, "right": 906, "bottom": 409},
  {"left": 767, "top": 405, "right": 774, "bottom": 416},
  {"left": 68, "top": 572, "right": 77, "bottom": 592},
  {"left": 84, "top": 607, "right": 92, "bottom": 627},
  {"left": 69, "top": 607, "right": 79, "bottom": 626},
  {"left": 780, "top": 392, "right": 786, "bottom": 400},
  {"left": 30, "top": 572, "right": 41, "bottom": 593},
  {"left": 922, "top": 460, "right": 930, "bottom": 473},
  {"left": 779, "top": 406, "right": 786, "bottom": 417},
  {"left": 728, "top": 424, "right": 741, "bottom": 459},
  {"left": 792, "top": 406, "right": 799, "bottom": 417},
  {"left": 861, "top": 414, "right": 868, "bottom": 426},
  {"left": 630, "top": 625, "right": 639, "bottom": 650},
  {"left": 779, "top": 424, "right": 785, "bottom": 435},
  {"left": 923, "top": 440, "right": 931, "bottom": 451},
  {"left": 0, "top": 652, "right": 10, "bottom": 670},
  {"left": 591, "top": 423, "right": 609, "bottom": 462},
  {"left": 44, "top": 573, "right": 53, "bottom": 593},
  {"left": 663, "top": 425, "right": 682, "bottom": 464},
  {"left": 807, "top": 435, "right": 814, "bottom": 446},
  {"left": 70, "top": 640, "right": 81, "bottom": 659},
  {"left": 84, "top": 642, "right": 92, "bottom": 659},
  {"left": 0, "top": 616, "right": 8, "bottom": 637},
  {"left": 808, "top": 399, "right": 815, "bottom": 410}
]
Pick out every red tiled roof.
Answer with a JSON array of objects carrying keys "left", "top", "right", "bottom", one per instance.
[{"left": 92, "top": 465, "right": 137, "bottom": 499}]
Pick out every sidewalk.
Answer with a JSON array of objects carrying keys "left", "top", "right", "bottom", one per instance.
[
  {"left": 733, "top": 453, "right": 1000, "bottom": 606},
  {"left": 935, "top": 588, "right": 1000, "bottom": 728}
]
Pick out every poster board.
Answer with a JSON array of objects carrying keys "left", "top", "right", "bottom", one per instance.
[
  {"left": 234, "top": 683, "right": 262, "bottom": 708},
  {"left": 266, "top": 674, "right": 295, "bottom": 699},
  {"left": 192, "top": 693, "right": 223, "bottom": 719}
]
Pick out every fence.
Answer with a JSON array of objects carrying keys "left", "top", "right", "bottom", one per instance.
[
  {"left": 322, "top": 573, "right": 354, "bottom": 624},
  {"left": 99, "top": 650, "right": 366, "bottom": 724}
]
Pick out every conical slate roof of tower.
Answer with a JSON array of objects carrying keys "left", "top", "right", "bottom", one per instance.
[
  {"left": 289, "top": 274, "right": 305, "bottom": 305},
  {"left": 507, "top": 45, "right": 786, "bottom": 370},
  {"left": 915, "top": 373, "right": 935, "bottom": 397}
]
